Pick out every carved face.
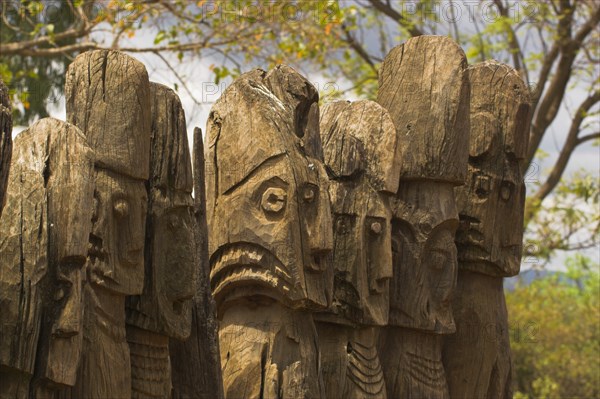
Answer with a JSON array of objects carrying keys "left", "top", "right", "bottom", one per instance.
[
  {"left": 88, "top": 169, "right": 147, "bottom": 295},
  {"left": 329, "top": 179, "right": 393, "bottom": 325},
  {"left": 455, "top": 111, "right": 527, "bottom": 276},
  {"left": 210, "top": 152, "right": 333, "bottom": 309},
  {"left": 149, "top": 192, "right": 195, "bottom": 339},
  {"left": 390, "top": 182, "right": 458, "bottom": 333}
]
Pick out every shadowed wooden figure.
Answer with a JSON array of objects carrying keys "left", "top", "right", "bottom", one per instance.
[
  {"left": 376, "top": 35, "right": 470, "bottom": 399},
  {"left": 125, "top": 82, "right": 196, "bottom": 398},
  {"left": 205, "top": 66, "right": 333, "bottom": 399},
  {"left": 442, "top": 61, "right": 530, "bottom": 399},
  {"left": 63, "top": 50, "right": 152, "bottom": 399},
  {"left": 0, "top": 77, "right": 11, "bottom": 217},
  {"left": 314, "top": 100, "right": 401, "bottom": 399},
  {"left": 0, "top": 118, "right": 95, "bottom": 398}
]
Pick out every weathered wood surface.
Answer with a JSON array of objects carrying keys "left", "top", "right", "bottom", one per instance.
[
  {"left": 64, "top": 49, "right": 151, "bottom": 399},
  {"left": 125, "top": 82, "right": 196, "bottom": 398},
  {"left": 0, "top": 118, "right": 95, "bottom": 397},
  {"left": 376, "top": 35, "right": 470, "bottom": 399},
  {"left": 205, "top": 66, "right": 332, "bottom": 398},
  {"left": 314, "top": 100, "right": 401, "bottom": 399},
  {"left": 0, "top": 77, "right": 12, "bottom": 217},
  {"left": 443, "top": 61, "right": 531, "bottom": 399},
  {"left": 170, "top": 127, "right": 224, "bottom": 399}
]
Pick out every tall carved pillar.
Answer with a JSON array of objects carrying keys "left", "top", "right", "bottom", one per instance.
[
  {"left": 64, "top": 50, "right": 152, "bottom": 399},
  {"left": 0, "top": 118, "right": 95, "bottom": 398},
  {"left": 0, "top": 77, "right": 12, "bottom": 217},
  {"left": 169, "top": 126, "right": 224, "bottom": 399},
  {"left": 376, "top": 36, "right": 470, "bottom": 399},
  {"left": 314, "top": 100, "right": 401, "bottom": 399},
  {"left": 442, "top": 61, "right": 530, "bottom": 399},
  {"left": 125, "top": 82, "right": 196, "bottom": 398},
  {"left": 205, "top": 66, "right": 333, "bottom": 399}
]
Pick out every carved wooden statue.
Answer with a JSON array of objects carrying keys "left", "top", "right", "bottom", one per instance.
[
  {"left": 0, "top": 118, "right": 95, "bottom": 398},
  {"left": 125, "top": 82, "right": 196, "bottom": 398},
  {"left": 205, "top": 66, "right": 333, "bottom": 398},
  {"left": 64, "top": 50, "right": 152, "bottom": 398},
  {"left": 0, "top": 77, "right": 11, "bottom": 217},
  {"left": 376, "top": 35, "right": 470, "bottom": 399},
  {"left": 315, "top": 100, "right": 401, "bottom": 399},
  {"left": 170, "top": 126, "right": 224, "bottom": 399},
  {"left": 442, "top": 61, "right": 530, "bottom": 399}
]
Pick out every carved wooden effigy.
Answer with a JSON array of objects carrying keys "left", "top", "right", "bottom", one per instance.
[
  {"left": 376, "top": 35, "right": 470, "bottom": 399},
  {"left": 63, "top": 50, "right": 152, "bottom": 398},
  {"left": 125, "top": 82, "right": 196, "bottom": 398},
  {"left": 0, "top": 118, "right": 95, "bottom": 398},
  {"left": 442, "top": 61, "right": 530, "bottom": 399},
  {"left": 170, "top": 126, "right": 224, "bottom": 399},
  {"left": 204, "top": 66, "right": 333, "bottom": 399},
  {"left": 315, "top": 100, "right": 401, "bottom": 399},
  {"left": 0, "top": 77, "right": 11, "bottom": 217}
]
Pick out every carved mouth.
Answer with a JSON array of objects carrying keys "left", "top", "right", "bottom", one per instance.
[
  {"left": 88, "top": 234, "right": 107, "bottom": 263},
  {"left": 210, "top": 243, "right": 294, "bottom": 305}
]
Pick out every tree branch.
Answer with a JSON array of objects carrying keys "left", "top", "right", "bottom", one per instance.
[
  {"left": 526, "top": 91, "right": 600, "bottom": 222},
  {"left": 365, "top": 0, "right": 423, "bottom": 37}
]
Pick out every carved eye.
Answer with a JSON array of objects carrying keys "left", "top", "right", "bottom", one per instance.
[
  {"left": 500, "top": 181, "right": 514, "bottom": 202},
  {"left": 302, "top": 185, "right": 317, "bottom": 203},
  {"left": 367, "top": 217, "right": 385, "bottom": 236},
  {"left": 261, "top": 187, "right": 287, "bottom": 214},
  {"left": 113, "top": 198, "right": 130, "bottom": 219}
]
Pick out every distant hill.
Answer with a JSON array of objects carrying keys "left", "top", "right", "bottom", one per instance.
[{"left": 504, "top": 269, "right": 554, "bottom": 291}]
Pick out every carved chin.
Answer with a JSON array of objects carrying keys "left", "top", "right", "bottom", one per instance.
[{"left": 210, "top": 243, "right": 295, "bottom": 308}]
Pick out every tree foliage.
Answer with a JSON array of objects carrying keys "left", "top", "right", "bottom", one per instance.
[{"left": 507, "top": 255, "right": 600, "bottom": 398}]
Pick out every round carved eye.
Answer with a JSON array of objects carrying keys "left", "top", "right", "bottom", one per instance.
[
  {"left": 261, "top": 187, "right": 286, "bottom": 214},
  {"left": 500, "top": 182, "right": 513, "bottom": 201},
  {"left": 303, "top": 186, "right": 316, "bottom": 203},
  {"left": 370, "top": 221, "right": 382, "bottom": 235},
  {"left": 113, "top": 199, "right": 130, "bottom": 219}
]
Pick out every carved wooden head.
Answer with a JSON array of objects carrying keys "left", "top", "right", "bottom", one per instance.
[
  {"left": 126, "top": 83, "right": 196, "bottom": 340},
  {"left": 378, "top": 36, "right": 470, "bottom": 333},
  {"left": 455, "top": 61, "right": 530, "bottom": 277},
  {"left": 65, "top": 50, "right": 151, "bottom": 295},
  {"left": 205, "top": 66, "right": 333, "bottom": 312},
  {"left": 319, "top": 100, "right": 401, "bottom": 326},
  {"left": 0, "top": 118, "right": 94, "bottom": 385}
]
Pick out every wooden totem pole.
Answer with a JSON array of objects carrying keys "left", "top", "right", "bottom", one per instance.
[
  {"left": 170, "top": 126, "right": 224, "bottom": 399},
  {"left": 0, "top": 118, "right": 95, "bottom": 398},
  {"left": 315, "top": 100, "right": 401, "bottom": 399},
  {"left": 376, "top": 36, "right": 470, "bottom": 398},
  {"left": 442, "top": 61, "right": 530, "bottom": 399},
  {"left": 64, "top": 50, "right": 152, "bottom": 398},
  {"left": 205, "top": 66, "right": 333, "bottom": 398},
  {"left": 125, "top": 82, "right": 196, "bottom": 398},
  {"left": 0, "top": 77, "right": 11, "bottom": 217}
]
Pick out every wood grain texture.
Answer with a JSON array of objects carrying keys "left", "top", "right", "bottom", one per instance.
[
  {"left": 125, "top": 82, "right": 196, "bottom": 398},
  {"left": 377, "top": 35, "right": 469, "bottom": 184},
  {"left": 0, "top": 77, "right": 12, "bottom": 218},
  {"left": 170, "top": 127, "right": 224, "bottom": 399},
  {"left": 377, "top": 35, "right": 470, "bottom": 399},
  {"left": 443, "top": 61, "right": 530, "bottom": 399},
  {"left": 205, "top": 66, "right": 332, "bottom": 398},
  {"left": 0, "top": 118, "right": 94, "bottom": 397},
  {"left": 314, "top": 100, "right": 401, "bottom": 399},
  {"left": 64, "top": 50, "right": 152, "bottom": 399}
]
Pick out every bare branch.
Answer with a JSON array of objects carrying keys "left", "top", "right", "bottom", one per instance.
[
  {"left": 365, "top": 0, "right": 423, "bottom": 37},
  {"left": 526, "top": 91, "right": 600, "bottom": 221}
]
